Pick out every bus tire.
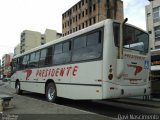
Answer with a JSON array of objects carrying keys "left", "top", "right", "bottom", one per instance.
[
  {"left": 45, "top": 82, "right": 57, "bottom": 102},
  {"left": 15, "top": 81, "right": 23, "bottom": 95}
]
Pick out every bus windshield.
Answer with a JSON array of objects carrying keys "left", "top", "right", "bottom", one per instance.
[{"left": 114, "top": 23, "right": 149, "bottom": 54}]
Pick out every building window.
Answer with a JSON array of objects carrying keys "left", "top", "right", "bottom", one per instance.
[
  {"left": 82, "top": 11, "right": 84, "bottom": 17},
  {"left": 82, "top": 23, "right": 84, "bottom": 29},
  {"left": 93, "top": 16, "right": 96, "bottom": 24},
  {"left": 153, "top": 6, "right": 160, "bottom": 23},
  {"left": 86, "top": 21, "right": 88, "bottom": 27},
  {"left": 89, "top": 18, "right": 92, "bottom": 25},
  {"left": 89, "top": 6, "right": 92, "bottom": 13},
  {"left": 79, "top": 2, "right": 81, "bottom": 8},
  {"left": 73, "top": 17, "right": 75, "bottom": 23},
  {"left": 82, "top": 0, "right": 84, "bottom": 5},
  {"left": 93, "top": 4, "right": 96, "bottom": 11},
  {"left": 79, "top": 25, "right": 81, "bottom": 30},
  {"left": 70, "top": 19, "right": 72, "bottom": 25},
  {"left": 79, "top": 13, "right": 81, "bottom": 19},
  {"left": 155, "top": 26, "right": 160, "bottom": 41},
  {"left": 76, "top": 15, "right": 77, "bottom": 21},
  {"left": 86, "top": 9, "right": 88, "bottom": 15}
]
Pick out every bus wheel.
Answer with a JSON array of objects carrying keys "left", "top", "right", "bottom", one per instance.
[
  {"left": 46, "top": 82, "right": 57, "bottom": 102},
  {"left": 16, "top": 81, "right": 22, "bottom": 95}
]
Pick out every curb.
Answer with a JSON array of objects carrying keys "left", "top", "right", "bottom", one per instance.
[{"left": 112, "top": 99, "right": 160, "bottom": 108}]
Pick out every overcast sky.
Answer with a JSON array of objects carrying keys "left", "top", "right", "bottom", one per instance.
[{"left": 0, "top": 0, "right": 150, "bottom": 60}]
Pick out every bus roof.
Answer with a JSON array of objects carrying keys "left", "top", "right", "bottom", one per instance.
[
  {"left": 14, "top": 19, "right": 111, "bottom": 59},
  {"left": 13, "top": 19, "right": 148, "bottom": 59}
]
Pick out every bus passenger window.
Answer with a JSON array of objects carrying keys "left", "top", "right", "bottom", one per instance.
[
  {"left": 113, "top": 23, "right": 120, "bottom": 46},
  {"left": 17, "top": 57, "right": 23, "bottom": 70},
  {"left": 12, "top": 59, "right": 17, "bottom": 72},
  {"left": 39, "top": 49, "right": 47, "bottom": 66},
  {"left": 45, "top": 47, "right": 53, "bottom": 65},
  {"left": 29, "top": 51, "right": 40, "bottom": 68},
  {"left": 53, "top": 41, "right": 71, "bottom": 65},
  {"left": 87, "top": 32, "right": 100, "bottom": 46},
  {"left": 21, "top": 55, "right": 29, "bottom": 69},
  {"left": 72, "top": 31, "right": 102, "bottom": 62}
]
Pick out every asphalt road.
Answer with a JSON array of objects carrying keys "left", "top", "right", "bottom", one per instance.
[
  {"left": 0, "top": 81, "right": 160, "bottom": 120},
  {"left": 0, "top": 82, "right": 113, "bottom": 120}
]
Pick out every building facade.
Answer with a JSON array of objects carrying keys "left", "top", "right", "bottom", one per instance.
[
  {"left": 62, "top": 0, "right": 123, "bottom": 36},
  {"left": 14, "top": 44, "right": 20, "bottom": 56},
  {"left": 20, "top": 30, "right": 42, "bottom": 53},
  {"left": 20, "top": 29, "right": 62, "bottom": 54},
  {"left": 44, "top": 29, "right": 62, "bottom": 43},
  {"left": 2, "top": 53, "right": 13, "bottom": 78},
  {"left": 146, "top": 0, "right": 160, "bottom": 49}
]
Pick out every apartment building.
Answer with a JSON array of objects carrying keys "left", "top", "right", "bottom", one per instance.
[
  {"left": 14, "top": 44, "right": 20, "bottom": 56},
  {"left": 2, "top": 53, "right": 13, "bottom": 78},
  {"left": 146, "top": 0, "right": 160, "bottom": 49},
  {"left": 44, "top": 29, "right": 62, "bottom": 43},
  {"left": 20, "top": 29, "right": 62, "bottom": 54},
  {"left": 20, "top": 30, "right": 42, "bottom": 53},
  {"left": 62, "top": 0, "right": 123, "bottom": 36}
]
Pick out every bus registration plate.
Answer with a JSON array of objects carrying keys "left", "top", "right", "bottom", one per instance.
[{"left": 130, "top": 80, "right": 138, "bottom": 84}]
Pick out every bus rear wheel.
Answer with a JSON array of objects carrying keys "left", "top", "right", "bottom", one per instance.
[
  {"left": 16, "top": 81, "right": 22, "bottom": 95},
  {"left": 45, "top": 82, "right": 57, "bottom": 102}
]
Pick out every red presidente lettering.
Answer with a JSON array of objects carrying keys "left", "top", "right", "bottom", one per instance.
[
  {"left": 56, "top": 68, "right": 60, "bottom": 77},
  {"left": 51, "top": 69, "right": 55, "bottom": 77},
  {"left": 36, "top": 70, "right": 39, "bottom": 77},
  {"left": 135, "top": 66, "right": 142, "bottom": 76},
  {"left": 66, "top": 67, "right": 72, "bottom": 76},
  {"left": 42, "top": 70, "right": 46, "bottom": 77},
  {"left": 72, "top": 66, "right": 78, "bottom": 76},
  {"left": 60, "top": 68, "right": 66, "bottom": 76},
  {"left": 39, "top": 70, "right": 42, "bottom": 77},
  {"left": 48, "top": 69, "right": 51, "bottom": 77},
  {"left": 24, "top": 69, "right": 32, "bottom": 80},
  {"left": 44, "top": 69, "right": 48, "bottom": 77}
]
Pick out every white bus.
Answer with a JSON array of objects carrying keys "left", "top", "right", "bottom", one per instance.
[{"left": 10, "top": 19, "right": 150, "bottom": 102}]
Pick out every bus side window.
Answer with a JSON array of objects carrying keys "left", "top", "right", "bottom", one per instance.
[
  {"left": 22, "top": 55, "right": 29, "bottom": 69},
  {"left": 29, "top": 51, "right": 40, "bottom": 68},
  {"left": 39, "top": 49, "right": 47, "bottom": 67},
  {"left": 17, "top": 57, "right": 23, "bottom": 70},
  {"left": 12, "top": 58, "right": 17, "bottom": 72},
  {"left": 62, "top": 41, "right": 71, "bottom": 63},
  {"left": 113, "top": 23, "right": 120, "bottom": 46},
  {"left": 72, "top": 30, "right": 102, "bottom": 62},
  {"left": 45, "top": 47, "right": 53, "bottom": 65},
  {"left": 53, "top": 41, "right": 71, "bottom": 65}
]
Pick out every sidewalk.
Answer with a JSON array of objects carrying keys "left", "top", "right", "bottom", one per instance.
[
  {"left": 0, "top": 81, "right": 4, "bottom": 86},
  {"left": 112, "top": 98, "right": 160, "bottom": 108}
]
